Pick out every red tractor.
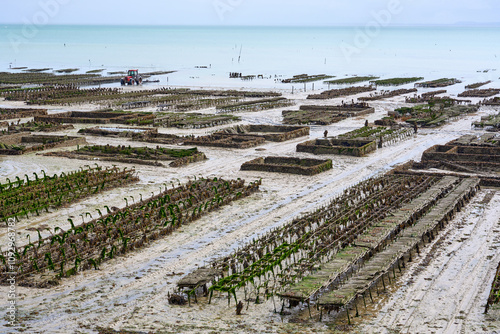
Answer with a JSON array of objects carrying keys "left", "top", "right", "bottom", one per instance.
[{"left": 121, "top": 69, "right": 142, "bottom": 85}]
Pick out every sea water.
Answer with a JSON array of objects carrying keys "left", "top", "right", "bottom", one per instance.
[{"left": 0, "top": 25, "right": 499, "bottom": 91}]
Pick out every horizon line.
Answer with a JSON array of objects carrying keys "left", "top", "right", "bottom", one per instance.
[{"left": 1, "top": 23, "right": 500, "bottom": 28}]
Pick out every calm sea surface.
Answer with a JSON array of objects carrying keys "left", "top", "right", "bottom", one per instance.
[{"left": 1, "top": 25, "right": 499, "bottom": 89}]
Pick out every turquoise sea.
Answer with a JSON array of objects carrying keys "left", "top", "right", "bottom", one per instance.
[{"left": 1, "top": 25, "right": 499, "bottom": 90}]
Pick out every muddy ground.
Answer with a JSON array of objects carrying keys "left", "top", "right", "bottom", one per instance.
[{"left": 0, "top": 88, "right": 499, "bottom": 333}]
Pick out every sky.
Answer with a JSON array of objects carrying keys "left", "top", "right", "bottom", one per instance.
[{"left": 0, "top": 0, "right": 499, "bottom": 26}]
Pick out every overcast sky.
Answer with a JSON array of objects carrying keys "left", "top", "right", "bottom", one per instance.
[{"left": 1, "top": 0, "right": 499, "bottom": 26}]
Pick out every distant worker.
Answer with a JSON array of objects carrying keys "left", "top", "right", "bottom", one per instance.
[
  {"left": 324, "top": 130, "right": 328, "bottom": 138},
  {"left": 413, "top": 123, "right": 418, "bottom": 134},
  {"left": 365, "top": 120, "right": 369, "bottom": 128}
]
